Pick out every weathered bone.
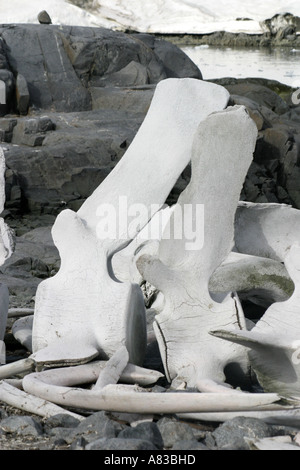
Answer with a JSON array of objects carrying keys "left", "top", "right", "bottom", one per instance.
[
  {"left": 31, "top": 78, "right": 230, "bottom": 368},
  {"left": 212, "top": 243, "right": 300, "bottom": 398},
  {"left": 210, "top": 251, "right": 293, "bottom": 308},
  {"left": 234, "top": 201, "right": 300, "bottom": 262},
  {"left": 22, "top": 366, "right": 281, "bottom": 413},
  {"left": 0, "top": 355, "right": 163, "bottom": 385},
  {"left": 12, "top": 315, "right": 33, "bottom": 352},
  {"left": 137, "top": 106, "right": 258, "bottom": 390},
  {"left": 94, "top": 346, "right": 129, "bottom": 390},
  {"left": 112, "top": 206, "right": 175, "bottom": 284},
  {"left": 0, "top": 357, "right": 36, "bottom": 380},
  {"left": 250, "top": 436, "right": 300, "bottom": 451},
  {"left": 0, "top": 380, "right": 84, "bottom": 420}
]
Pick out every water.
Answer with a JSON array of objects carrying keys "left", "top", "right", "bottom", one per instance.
[{"left": 182, "top": 45, "right": 300, "bottom": 88}]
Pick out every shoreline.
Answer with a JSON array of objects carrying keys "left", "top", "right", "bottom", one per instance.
[{"left": 152, "top": 31, "right": 300, "bottom": 48}]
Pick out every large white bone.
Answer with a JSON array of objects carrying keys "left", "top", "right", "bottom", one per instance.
[
  {"left": 210, "top": 252, "right": 293, "bottom": 308},
  {"left": 22, "top": 365, "right": 281, "bottom": 414},
  {"left": 32, "top": 78, "right": 230, "bottom": 368},
  {"left": 234, "top": 201, "right": 300, "bottom": 262},
  {"left": 212, "top": 243, "right": 300, "bottom": 399},
  {"left": 0, "top": 380, "right": 84, "bottom": 421},
  {"left": 137, "top": 106, "right": 258, "bottom": 390}
]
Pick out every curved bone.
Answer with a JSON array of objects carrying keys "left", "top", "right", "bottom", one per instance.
[
  {"left": 0, "top": 357, "right": 36, "bottom": 380},
  {"left": 0, "top": 355, "right": 163, "bottom": 385},
  {"left": 8, "top": 308, "right": 35, "bottom": 318},
  {"left": 212, "top": 243, "right": 300, "bottom": 398},
  {"left": 137, "top": 106, "right": 258, "bottom": 389},
  {"left": 112, "top": 205, "right": 174, "bottom": 284},
  {"left": 234, "top": 201, "right": 300, "bottom": 262},
  {"left": 22, "top": 367, "right": 281, "bottom": 413},
  {"left": 210, "top": 252, "right": 294, "bottom": 308},
  {"left": 32, "top": 78, "right": 230, "bottom": 368},
  {"left": 0, "top": 380, "right": 84, "bottom": 421},
  {"left": 94, "top": 346, "right": 129, "bottom": 389},
  {"left": 12, "top": 315, "right": 33, "bottom": 352}
]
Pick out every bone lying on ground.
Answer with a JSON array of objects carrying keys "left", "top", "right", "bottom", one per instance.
[
  {"left": 22, "top": 365, "right": 282, "bottom": 413},
  {"left": 0, "top": 380, "right": 84, "bottom": 420},
  {"left": 0, "top": 357, "right": 36, "bottom": 380},
  {"left": 32, "top": 78, "right": 230, "bottom": 370},
  {"left": 137, "top": 105, "right": 258, "bottom": 390},
  {"left": 0, "top": 355, "right": 164, "bottom": 385}
]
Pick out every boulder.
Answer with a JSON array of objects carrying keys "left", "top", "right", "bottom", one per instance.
[
  {"left": 132, "top": 33, "right": 203, "bottom": 79},
  {"left": 0, "top": 24, "right": 202, "bottom": 216}
]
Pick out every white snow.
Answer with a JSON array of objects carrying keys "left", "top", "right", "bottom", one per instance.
[{"left": 1, "top": 0, "right": 300, "bottom": 34}]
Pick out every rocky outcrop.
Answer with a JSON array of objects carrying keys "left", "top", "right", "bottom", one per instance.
[{"left": 0, "top": 24, "right": 202, "bottom": 216}]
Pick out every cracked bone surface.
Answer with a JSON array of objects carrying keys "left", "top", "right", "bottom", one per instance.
[
  {"left": 212, "top": 243, "right": 300, "bottom": 399},
  {"left": 32, "top": 78, "right": 230, "bottom": 367},
  {"left": 137, "top": 105, "right": 258, "bottom": 390}
]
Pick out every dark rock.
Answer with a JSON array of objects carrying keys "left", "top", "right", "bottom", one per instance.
[
  {"left": 132, "top": 33, "right": 202, "bottom": 80},
  {"left": 38, "top": 11, "right": 52, "bottom": 25},
  {"left": 172, "top": 439, "right": 209, "bottom": 450},
  {"left": 3, "top": 109, "right": 144, "bottom": 215},
  {"left": 64, "top": 411, "right": 124, "bottom": 444},
  {"left": 0, "top": 416, "right": 44, "bottom": 437},
  {"left": 157, "top": 417, "right": 196, "bottom": 449},
  {"left": 0, "top": 118, "right": 17, "bottom": 143},
  {"left": 85, "top": 437, "right": 157, "bottom": 450},
  {"left": 226, "top": 83, "right": 289, "bottom": 115},
  {"left": 212, "top": 417, "right": 273, "bottom": 450},
  {"left": 44, "top": 413, "right": 81, "bottom": 429},
  {"left": 90, "top": 85, "right": 154, "bottom": 113},
  {"left": 1, "top": 25, "right": 91, "bottom": 112},
  {"left": 118, "top": 422, "right": 163, "bottom": 449},
  {"left": 69, "top": 436, "right": 88, "bottom": 450},
  {"left": 47, "top": 427, "right": 75, "bottom": 443},
  {"left": 11, "top": 116, "right": 56, "bottom": 147},
  {"left": 16, "top": 74, "right": 30, "bottom": 115},
  {"left": 261, "top": 13, "right": 300, "bottom": 35}
]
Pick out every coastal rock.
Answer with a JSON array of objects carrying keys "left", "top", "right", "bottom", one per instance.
[
  {"left": 157, "top": 417, "right": 197, "bottom": 449},
  {"left": 211, "top": 417, "right": 273, "bottom": 450},
  {"left": 118, "top": 422, "right": 164, "bottom": 449},
  {"left": 0, "top": 24, "right": 201, "bottom": 216},
  {"left": 0, "top": 416, "right": 43, "bottom": 437},
  {"left": 38, "top": 11, "right": 52, "bottom": 25},
  {"left": 132, "top": 33, "right": 202, "bottom": 79}
]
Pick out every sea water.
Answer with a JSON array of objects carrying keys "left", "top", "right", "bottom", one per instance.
[{"left": 182, "top": 44, "right": 300, "bottom": 87}]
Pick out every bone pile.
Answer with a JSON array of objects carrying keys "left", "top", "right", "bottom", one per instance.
[{"left": 1, "top": 78, "right": 300, "bottom": 426}]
